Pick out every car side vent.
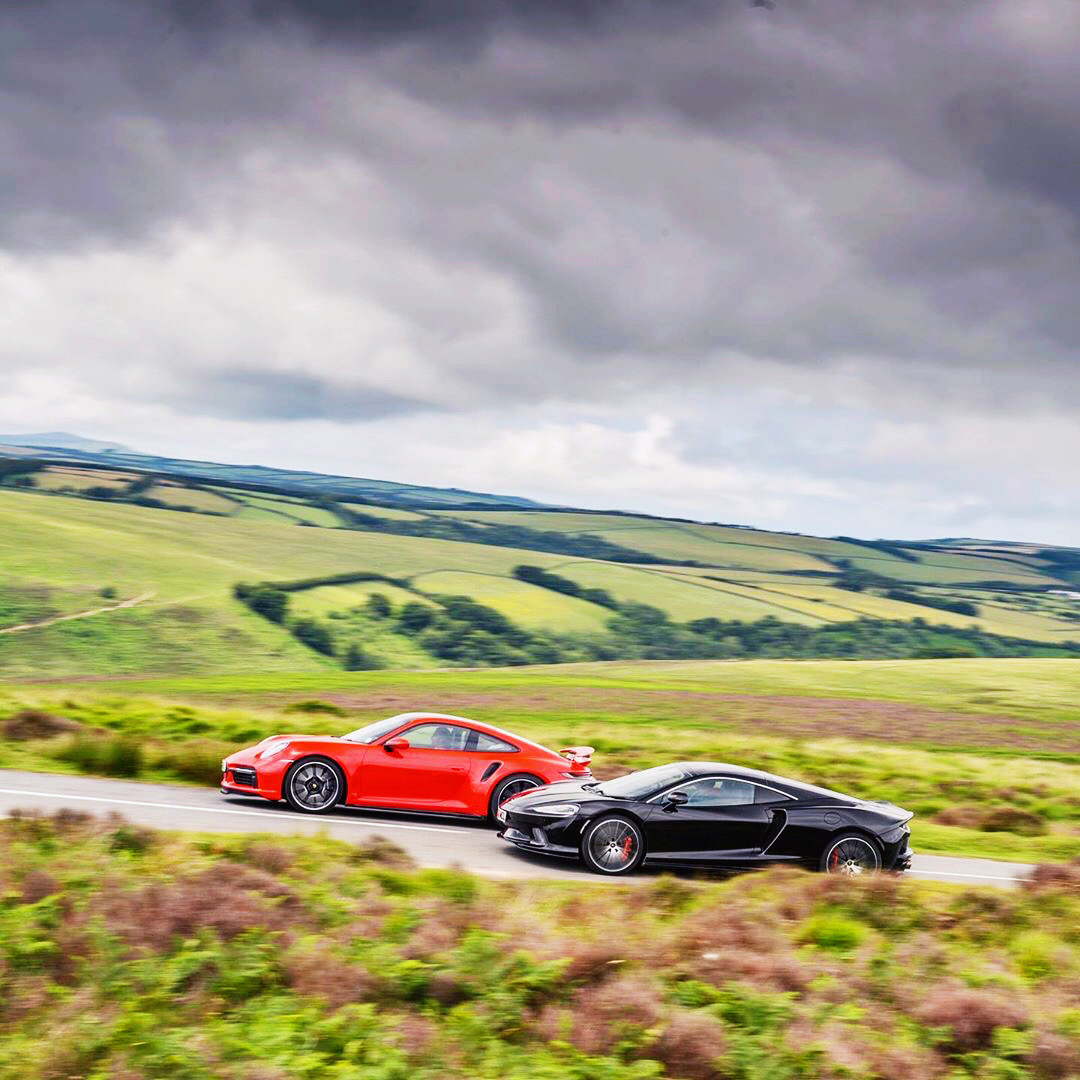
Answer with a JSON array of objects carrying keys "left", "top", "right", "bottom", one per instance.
[{"left": 481, "top": 761, "right": 502, "bottom": 782}]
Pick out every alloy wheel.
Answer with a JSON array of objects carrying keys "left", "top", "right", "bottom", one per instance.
[
  {"left": 290, "top": 762, "right": 340, "bottom": 811},
  {"left": 588, "top": 818, "right": 641, "bottom": 871},
  {"left": 824, "top": 836, "right": 880, "bottom": 876}
]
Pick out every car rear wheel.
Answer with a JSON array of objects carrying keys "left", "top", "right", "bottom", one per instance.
[
  {"left": 284, "top": 757, "right": 344, "bottom": 814},
  {"left": 489, "top": 773, "right": 543, "bottom": 821},
  {"left": 820, "top": 834, "right": 881, "bottom": 876},
  {"left": 581, "top": 815, "right": 645, "bottom": 875}
]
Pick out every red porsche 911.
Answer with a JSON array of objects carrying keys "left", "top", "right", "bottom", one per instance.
[{"left": 220, "top": 711, "right": 594, "bottom": 821}]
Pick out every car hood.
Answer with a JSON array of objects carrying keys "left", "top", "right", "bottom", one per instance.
[
  {"left": 227, "top": 733, "right": 346, "bottom": 761},
  {"left": 503, "top": 781, "right": 615, "bottom": 812}
]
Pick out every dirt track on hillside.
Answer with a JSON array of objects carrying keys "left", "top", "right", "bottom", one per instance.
[{"left": 0, "top": 591, "right": 155, "bottom": 635}]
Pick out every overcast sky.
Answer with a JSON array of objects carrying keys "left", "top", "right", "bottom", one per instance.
[{"left": 2, "top": 0, "right": 1079, "bottom": 543}]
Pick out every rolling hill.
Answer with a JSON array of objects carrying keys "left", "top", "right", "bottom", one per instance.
[{"left": 1, "top": 456, "right": 1079, "bottom": 675}]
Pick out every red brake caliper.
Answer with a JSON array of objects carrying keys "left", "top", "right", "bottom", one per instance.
[
  {"left": 621, "top": 835, "right": 634, "bottom": 860},
  {"left": 830, "top": 848, "right": 840, "bottom": 870}
]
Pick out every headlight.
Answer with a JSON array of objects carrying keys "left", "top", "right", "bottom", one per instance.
[
  {"left": 257, "top": 739, "right": 291, "bottom": 760},
  {"left": 221, "top": 759, "right": 227, "bottom": 773},
  {"left": 532, "top": 803, "right": 579, "bottom": 818}
]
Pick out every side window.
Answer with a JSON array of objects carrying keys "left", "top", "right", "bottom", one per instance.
[
  {"left": 473, "top": 732, "right": 518, "bottom": 753},
  {"left": 754, "top": 784, "right": 790, "bottom": 804},
  {"left": 677, "top": 777, "right": 757, "bottom": 807},
  {"left": 402, "top": 723, "right": 471, "bottom": 751}
]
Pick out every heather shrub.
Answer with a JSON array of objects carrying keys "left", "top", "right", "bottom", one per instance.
[
  {"left": 568, "top": 975, "right": 665, "bottom": 1055},
  {"left": 0, "top": 817, "right": 1077, "bottom": 1080},
  {"left": 2, "top": 709, "right": 80, "bottom": 740},
  {"left": 981, "top": 806, "right": 1048, "bottom": 835},
  {"left": 915, "top": 983, "right": 1030, "bottom": 1052},
  {"left": 644, "top": 1008, "right": 728, "bottom": 1080}
]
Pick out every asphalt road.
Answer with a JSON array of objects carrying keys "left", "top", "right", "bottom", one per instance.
[{"left": 0, "top": 768, "right": 1034, "bottom": 888}]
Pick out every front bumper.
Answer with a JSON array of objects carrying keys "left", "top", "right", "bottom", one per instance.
[
  {"left": 497, "top": 806, "right": 582, "bottom": 859},
  {"left": 220, "top": 761, "right": 280, "bottom": 801},
  {"left": 890, "top": 844, "right": 914, "bottom": 872}
]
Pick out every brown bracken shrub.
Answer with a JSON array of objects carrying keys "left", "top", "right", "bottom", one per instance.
[
  {"left": 568, "top": 975, "right": 665, "bottom": 1056},
  {"left": 980, "top": 807, "right": 1048, "bottom": 836},
  {"left": 392, "top": 1013, "right": 438, "bottom": 1060},
  {"left": 2, "top": 709, "right": 81, "bottom": 740},
  {"left": 1025, "top": 859, "right": 1080, "bottom": 894},
  {"left": 20, "top": 868, "right": 59, "bottom": 904},
  {"left": 350, "top": 835, "right": 416, "bottom": 870},
  {"left": 1029, "top": 1028, "right": 1080, "bottom": 1079},
  {"left": 103, "top": 863, "right": 302, "bottom": 950},
  {"left": 915, "top": 983, "right": 1029, "bottom": 1052},
  {"left": 931, "top": 805, "right": 987, "bottom": 829},
  {"left": 283, "top": 941, "right": 383, "bottom": 1009},
  {"left": 687, "top": 946, "right": 808, "bottom": 992},
  {"left": 241, "top": 842, "right": 293, "bottom": 875},
  {"left": 643, "top": 1008, "right": 728, "bottom": 1080}
]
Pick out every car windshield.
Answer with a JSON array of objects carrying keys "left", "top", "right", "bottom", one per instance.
[
  {"left": 342, "top": 716, "right": 406, "bottom": 744},
  {"left": 597, "top": 765, "right": 691, "bottom": 801}
]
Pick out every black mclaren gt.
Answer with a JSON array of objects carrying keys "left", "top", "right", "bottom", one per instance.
[{"left": 497, "top": 762, "right": 913, "bottom": 876}]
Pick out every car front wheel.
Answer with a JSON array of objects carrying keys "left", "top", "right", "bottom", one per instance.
[
  {"left": 820, "top": 833, "right": 881, "bottom": 876},
  {"left": 284, "top": 757, "right": 344, "bottom": 814},
  {"left": 580, "top": 815, "right": 645, "bottom": 875}
]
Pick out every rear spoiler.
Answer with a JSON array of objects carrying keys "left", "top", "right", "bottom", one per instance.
[{"left": 559, "top": 745, "right": 595, "bottom": 768}]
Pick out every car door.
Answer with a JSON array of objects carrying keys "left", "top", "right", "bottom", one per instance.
[
  {"left": 644, "top": 777, "right": 774, "bottom": 860},
  {"left": 357, "top": 722, "right": 474, "bottom": 812}
]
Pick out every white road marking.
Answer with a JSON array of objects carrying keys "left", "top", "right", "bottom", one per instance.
[{"left": 0, "top": 787, "right": 470, "bottom": 835}]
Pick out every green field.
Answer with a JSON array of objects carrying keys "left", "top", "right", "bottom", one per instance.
[{"left": 5, "top": 471, "right": 1080, "bottom": 671}]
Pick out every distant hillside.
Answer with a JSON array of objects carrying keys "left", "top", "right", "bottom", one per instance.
[
  {"left": 0, "top": 431, "right": 129, "bottom": 453},
  {"left": 0, "top": 441, "right": 547, "bottom": 509},
  {"left": 2, "top": 457, "right": 1080, "bottom": 676}
]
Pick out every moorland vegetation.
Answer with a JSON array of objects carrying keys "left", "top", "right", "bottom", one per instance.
[{"left": 1, "top": 811, "right": 1078, "bottom": 1080}]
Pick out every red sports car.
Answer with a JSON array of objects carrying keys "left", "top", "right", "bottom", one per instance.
[{"left": 220, "top": 711, "right": 594, "bottom": 820}]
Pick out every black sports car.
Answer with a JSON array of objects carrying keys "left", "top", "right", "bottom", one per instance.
[{"left": 497, "top": 761, "right": 913, "bottom": 876}]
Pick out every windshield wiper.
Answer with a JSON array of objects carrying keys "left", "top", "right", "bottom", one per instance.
[{"left": 582, "top": 780, "right": 601, "bottom": 791}]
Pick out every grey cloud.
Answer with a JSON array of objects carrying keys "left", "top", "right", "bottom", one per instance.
[
  {"left": 164, "top": 369, "right": 438, "bottom": 421},
  {"left": 2, "top": 0, "right": 1080, "bottom": 428}
]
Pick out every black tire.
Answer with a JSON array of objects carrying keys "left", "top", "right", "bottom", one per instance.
[
  {"left": 283, "top": 756, "right": 345, "bottom": 814},
  {"left": 489, "top": 773, "right": 544, "bottom": 821},
  {"left": 820, "top": 833, "right": 881, "bottom": 876},
  {"left": 580, "top": 815, "right": 645, "bottom": 875}
]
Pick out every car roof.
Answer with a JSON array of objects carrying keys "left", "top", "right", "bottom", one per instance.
[
  {"left": 385, "top": 712, "right": 555, "bottom": 757},
  {"left": 674, "top": 761, "right": 855, "bottom": 803}
]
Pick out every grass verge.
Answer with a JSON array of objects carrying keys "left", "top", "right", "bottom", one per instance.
[{"left": 1, "top": 812, "right": 1078, "bottom": 1080}]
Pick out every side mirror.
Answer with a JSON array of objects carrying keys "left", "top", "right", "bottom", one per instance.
[
  {"left": 384, "top": 737, "right": 410, "bottom": 753},
  {"left": 662, "top": 790, "right": 689, "bottom": 812}
]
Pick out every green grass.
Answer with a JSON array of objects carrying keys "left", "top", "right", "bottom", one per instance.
[
  {"left": 2, "top": 813, "right": 1077, "bottom": 1080},
  {"left": 413, "top": 570, "right": 612, "bottom": 632},
  {"left": 547, "top": 562, "right": 828, "bottom": 624},
  {"left": 0, "top": 489, "right": 626, "bottom": 674},
  {"left": 144, "top": 484, "right": 236, "bottom": 513},
  {"left": 289, "top": 583, "right": 435, "bottom": 617}
]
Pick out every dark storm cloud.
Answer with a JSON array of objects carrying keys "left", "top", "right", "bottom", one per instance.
[{"left": 3, "top": 0, "right": 1080, "bottom": 425}]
